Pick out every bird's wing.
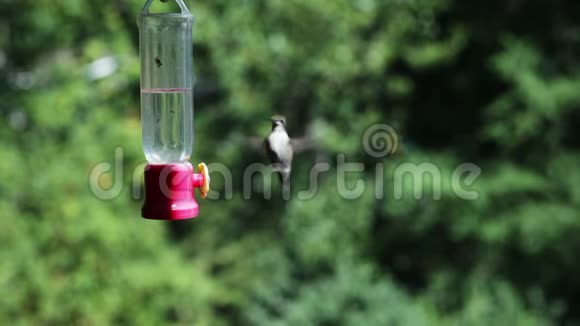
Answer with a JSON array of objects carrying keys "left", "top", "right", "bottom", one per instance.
[
  {"left": 290, "top": 137, "right": 316, "bottom": 154},
  {"left": 245, "top": 136, "right": 264, "bottom": 151}
]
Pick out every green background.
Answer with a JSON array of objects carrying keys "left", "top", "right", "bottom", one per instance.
[{"left": 1, "top": 0, "right": 579, "bottom": 324}]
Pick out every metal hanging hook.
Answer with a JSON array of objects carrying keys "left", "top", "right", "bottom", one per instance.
[{"left": 142, "top": 0, "right": 190, "bottom": 14}]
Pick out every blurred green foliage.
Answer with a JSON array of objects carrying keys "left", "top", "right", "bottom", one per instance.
[{"left": 1, "top": 0, "right": 579, "bottom": 324}]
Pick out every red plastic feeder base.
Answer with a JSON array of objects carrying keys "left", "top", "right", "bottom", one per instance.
[{"left": 142, "top": 163, "right": 199, "bottom": 220}]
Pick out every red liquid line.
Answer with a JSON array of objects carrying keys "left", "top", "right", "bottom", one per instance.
[{"left": 141, "top": 88, "right": 192, "bottom": 93}]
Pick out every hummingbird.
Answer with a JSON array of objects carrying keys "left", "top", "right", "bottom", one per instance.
[{"left": 264, "top": 115, "right": 293, "bottom": 185}]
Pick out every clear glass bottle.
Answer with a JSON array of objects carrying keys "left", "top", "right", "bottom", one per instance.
[{"left": 138, "top": 0, "right": 194, "bottom": 164}]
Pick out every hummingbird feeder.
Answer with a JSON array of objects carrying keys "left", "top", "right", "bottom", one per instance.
[{"left": 138, "top": 0, "right": 209, "bottom": 220}]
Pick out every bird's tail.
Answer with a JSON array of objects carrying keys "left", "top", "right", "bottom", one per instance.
[
  {"left": 272, "top": 163, "right": 290, "bottom": 184},
  {"left": 276, "top": 171, "right": 287, "bottom": 183},
  {"left": 277, "top": 170, "right": 291, "bottom": 200}
]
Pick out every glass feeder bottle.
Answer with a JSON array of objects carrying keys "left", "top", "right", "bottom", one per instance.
[{"left": 138, "top": 0, "right": 209, "bottom": 220}]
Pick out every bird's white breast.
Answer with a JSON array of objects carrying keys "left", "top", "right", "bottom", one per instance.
[
  {"left": 268, "top": 128, "right": 291, "bottom": 156},
  {"left": 268, "top": 129, "right": 291, "bottom": 153}
]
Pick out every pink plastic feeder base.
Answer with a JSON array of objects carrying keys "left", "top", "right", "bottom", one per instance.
[{"left": 142, "top": 163, "right": 202, "bottom": 220}]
